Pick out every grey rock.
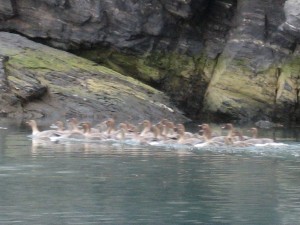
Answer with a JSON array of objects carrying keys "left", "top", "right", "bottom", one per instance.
[
  {"left": 255, "top": 120, "right": 284, "bottom": 129},
  {"left": 0, "top": 32, "right": 188, "bottom": 123},
  {"left": 283, "top": 0, "right": 300, "bottom": 38},
  {"left": 0, "top": 54, "right": 9, "bottom": 91},
  {"left": 0, "top": 0, "right": 300, "bottom": 123},
  {"left": 0, "top": 0, "right": 16, "bottom": 20}
]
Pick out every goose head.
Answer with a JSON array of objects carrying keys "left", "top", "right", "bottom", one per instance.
[
  {"left": 26, "top": 120, "right": 39, "bottom": 135},
  {"left": 248, "top": 127, "right": 258, "bottom": 138},
  {"left": 54, "top": 121, "right": 65, "bottom": 131},
  {"left": 199, "top": 123, "right": 212, "bottom": 141}
]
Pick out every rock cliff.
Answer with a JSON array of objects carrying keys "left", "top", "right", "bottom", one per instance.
[{"left": 0, "top": 0, "right": 300, "bottom": 123}]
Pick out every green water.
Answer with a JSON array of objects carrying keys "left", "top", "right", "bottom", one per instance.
[{"left": 0, "top": 120, "right": 300, "bottom": 224}]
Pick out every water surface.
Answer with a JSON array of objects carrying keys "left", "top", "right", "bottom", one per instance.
[{"left": 0, "top": 119, "right": 300, "bottom": 224}]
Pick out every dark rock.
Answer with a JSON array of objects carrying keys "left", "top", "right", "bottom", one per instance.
[
  {"left": 0, "top": 0, "right": 16, "bottom": 20},
  {"left": 0, "top": 0, "right": 300, "bottom": 123},
  {"left": 0, "top": 54, "right": 9, "bottom": 91}
]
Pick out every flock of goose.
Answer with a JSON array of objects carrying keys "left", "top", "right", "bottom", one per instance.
[{"left": 26, "top": 118, "right": 280, "bottom": 148}]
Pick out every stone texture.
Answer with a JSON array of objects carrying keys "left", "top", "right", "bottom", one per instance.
[
  {"left": 0, "top": 0, "right": 300, "bottom": 123},
  {"left": 0, "top": 32, "right": 187, "bottom": 123},
  {"left": 283, "top": 0, "right": 300, "bottom": 37},
  {"left": 0, "top": 0, "right": 16, "bottom": 20}
]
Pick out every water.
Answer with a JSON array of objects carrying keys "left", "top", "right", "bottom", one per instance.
[{"left": 0, "top": 120, "right": 300, "bottom": 224}]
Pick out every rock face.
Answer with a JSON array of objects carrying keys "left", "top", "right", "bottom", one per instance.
[
  {"left": 0, "top": 0, "right": 300, "bottom": 123},
  {"left": 0, "top": 32, "right": 187, "bottom": 123}
]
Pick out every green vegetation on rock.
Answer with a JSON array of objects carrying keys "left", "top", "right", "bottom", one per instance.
[{"left": 0, "top": 32, "right": 187, "bottom": 121}]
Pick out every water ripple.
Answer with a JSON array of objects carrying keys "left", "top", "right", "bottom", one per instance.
[{"left": 0, "top": 123, "right": 300, "bottom": 224}]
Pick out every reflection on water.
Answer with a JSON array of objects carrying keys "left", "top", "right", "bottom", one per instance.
[{"left": 0, "top": 119, "right": 299, "bottom": 224}]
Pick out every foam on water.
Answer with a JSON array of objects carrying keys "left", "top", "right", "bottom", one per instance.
[{"left": 31, "top": 134, "right": 300, "bottom": 156}]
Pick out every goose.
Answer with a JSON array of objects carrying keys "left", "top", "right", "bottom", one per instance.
[
  {"left": 153, "top": 123, "right": 168, "bottom": 141},
  {"left": 105, "top": 118, "right": 117, "bottom": 137},
  {"left": 122, "top": 125, "right": 149, "bottom": 145},
  {"left": 244, "top": 127, "right": 274, "bottom": 144},
  {"left": 26, "top": 120, "right": 58, "bottom": 139},
  {"left": 50, "top": 120, "right": 65, "bottom": 132},
  {"left": 194, "top": 124, "right": 225, "bottom": 147},
  {"left": 139, "top": 120, "right": 154, "bottom": 138},
  {"left": 198, "top": 123, "right": 230, "bottom": 144},
  {"left": 164, "top": 121, "right": 178, "bottom": 139},
  {"left": 67, "top": 118, "right": 82, "bottom": 132},
  {"left": 50, "top": 118, "right": 85, "bottom": 140},
  {"left": 177, "top": 128, "right": 203, "bottom": 145},
  {"left": 116, "top": 123, "right": 137, "bottom": 140},
  {"left": 230, "top": 130, "right": 254, "bottom": 147},
  {"left": 105, "top": 122, "right": 129, "bottom": 141},
  {"left": 176, "top": 123, "right": 194, "bottom": 138},
  {"left": 82, "top": 122, "right": 106, "bottom": 140}
]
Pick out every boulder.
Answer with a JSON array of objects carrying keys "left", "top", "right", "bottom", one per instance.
[{"left": 0, "top": 32, "right": 187, "bottom": 123}]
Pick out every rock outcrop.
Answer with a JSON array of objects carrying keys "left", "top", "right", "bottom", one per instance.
[
  {"left": 0, "top": 0, "right": 300, "bottom": 123},
  {"left": 0, "top": 32, "right": 187, "bottom": 123}
]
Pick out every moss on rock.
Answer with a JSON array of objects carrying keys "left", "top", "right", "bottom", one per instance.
[
  {"left": 76, "top": 47, "right": 209, "bottom": 118},
  {"left": 0, "top": 32, "right": 187, "bottom": 122},
  {"left": 73, "top": 43, "right": 300, "bottom": 123}
]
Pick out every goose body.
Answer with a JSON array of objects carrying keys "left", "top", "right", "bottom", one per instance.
[
  {"left": 245, "top": 127, "right": 274, "bottom": 144},
  {"left": 26, "top": 120, "right": 57, "bottom": 139}
]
